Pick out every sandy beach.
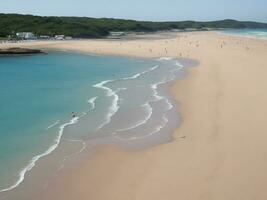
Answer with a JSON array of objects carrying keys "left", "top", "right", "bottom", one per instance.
[{"left": 2, "top": 31, "right": 267, "bottom": 200}]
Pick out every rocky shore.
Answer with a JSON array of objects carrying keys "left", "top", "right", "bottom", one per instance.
[{"left": 0, "top": 48, "right": 44, "bottom": 55}]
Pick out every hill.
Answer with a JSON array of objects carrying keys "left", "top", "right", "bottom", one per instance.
[{"left": 1, "top": 14, "right": 267, "bottom": 38}]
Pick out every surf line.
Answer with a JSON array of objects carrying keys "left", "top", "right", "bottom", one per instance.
[
  {"left": 111, "top": 59, "right": 184, "bottom": 140},
  {"left": 93, "top": 65, "right": 160, "bottom": 131},
  {"left": 0, "top": 116, "right": 82, "bottom": 193},
  {"left": 46, "top": 120, "right": 60, "bottom": 130}
]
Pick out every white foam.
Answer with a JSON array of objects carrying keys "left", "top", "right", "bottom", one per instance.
[
  {"left": 151, "top": 81, "right": 165, "bottom": 100},
  {"left": 122, "top": 73, "right": 140, "bottom": 80},
  {"left": 113, "top": 115, "right": 168, "bottom": 141},
  {"left": 94, "top": 80, "right": 119, "bottom": 130},
  {"left": 122, "top": 65, "right": 159, "bottom": 80},
  {"left": 87, "top": 96, "right": 98, "bottom": 110},
  {"left": 112, "top": 63, "right": 181, "bottom": 136},
  {"left": 158, "top": 57, "right": 173, "bottom": 61},
  {"left": 150, "top": 65, "right": 159, "bottom": 71},
  {"left": 151, "top": 81, "right": 173, "bottom": 110},
  {"left": 169, "top": 62, "right": 184, "bottom": 74},
  {"left": 46, "top": 120, "right": 60, "bottom": 130},
  {"left": 0, "top": 117, "right": 80, "bottom": 193},
  {"left": 93, "top": 65, "right": 160, "bottom": 130},
  {"left": 175, "top": 62, "right": 184, "bottom": 69},
  {"left": 151, "top": 61, "right": 184, "bottom": 110},
  {"left": 112, "top": 61, "right": 182, "bottom": 134},
  {"left": 115, "top": 102, "right": 153, "bottom": 132},
  {"left": 93, "top": 80, "right": 113, "bottom": 95}
]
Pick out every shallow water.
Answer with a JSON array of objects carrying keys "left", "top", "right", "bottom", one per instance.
[{"left": 0, "top": 52, "right": 193, "bottom": 199}]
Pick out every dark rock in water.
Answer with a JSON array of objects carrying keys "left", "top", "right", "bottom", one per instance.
[{"left": 0, "top": 48, "right": 44, "bottom": 55}]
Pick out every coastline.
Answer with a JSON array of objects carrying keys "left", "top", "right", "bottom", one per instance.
[
  {"left": 0, "top": 49, "right": 190, "bottom": 199},
  {"left": 1, "top": 31, "right": 267, "bottom": 200}
]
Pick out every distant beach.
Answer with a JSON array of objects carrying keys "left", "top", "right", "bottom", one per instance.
[{"left": 1, "top": 31, "right": 267, "bottom": 200}]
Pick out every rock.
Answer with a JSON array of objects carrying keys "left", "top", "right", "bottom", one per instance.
[{"left": 0, "top": 48, "right": 44, "bottom": 55}]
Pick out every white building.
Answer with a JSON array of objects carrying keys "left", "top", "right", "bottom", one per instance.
[
  {"left": 65, "top": 36, "right": 73, "bottom": 40},
  {"left": 16, "top": 32, "right": 37, "bottom": 40},
  {"left": 39, "top": 35, "right": 50, "bottom": 39},
  {"left": 55, "top": 35, "right": 65, "bottom": 40},
  {"left": 110, "top": 32, "right": 126, "bottom": 36}
]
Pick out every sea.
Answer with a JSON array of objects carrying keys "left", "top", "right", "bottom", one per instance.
[
  {"left": 0, "top": 51, "right": 191, "bottom": 199},
  {"left": 221, "top": 28, "right": 267, "bottom": 40}
]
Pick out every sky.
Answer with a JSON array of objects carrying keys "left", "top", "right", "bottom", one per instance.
[{"left": 1, "top": 0, "right": 267, "bottom": 23}]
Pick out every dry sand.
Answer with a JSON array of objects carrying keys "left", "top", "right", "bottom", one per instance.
[{"left": 2, "top": 32, "right": 267, "bottom": 200}]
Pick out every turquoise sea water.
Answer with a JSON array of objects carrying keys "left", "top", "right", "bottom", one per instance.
[
  {"left": 0, "top": 52, "right": 185, "bottom": 195},
  {"left": 221, "top": 28, "right": 267, "bottom": 39}
]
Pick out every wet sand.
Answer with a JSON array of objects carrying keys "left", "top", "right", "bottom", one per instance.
[{"left": 2, "top": 31, "right": 267, "bottom": 200}]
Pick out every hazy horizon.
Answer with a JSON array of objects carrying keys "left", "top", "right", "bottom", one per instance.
[{"left": 1, "top": 0, "right": 267, "bottom": 23}]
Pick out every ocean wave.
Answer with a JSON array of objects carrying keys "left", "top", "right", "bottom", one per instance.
[
  {"left": 87, "top": 96, "right": 98, "bottom": 110},
  {"left": 151, "top": 81, "right": 165, "bottom": 100},
  {"left": 151, "top": 80, "right": 174, "bottom": 110},
  {"left": 113, "top": 115, "right": 168, "bottom": 141},
  {"left": 158, "top": 57, "right": 173, "bottom": 61},
  {"left": 122, "top": 65, "right": 159, "bottom": 80},
  {"left": 46, "top": 120, "right": 60, "bottom": 130},
  {"left": 152, "top": 61, "right": 184, "bottom": 109},
  {"left": 175, "top": 62, "right": 184, "bottom": 69},
  {"left": 93, "top": 65, "right": 160, "bottom": 130},
  {"left": 115, "top": 102, "right": 153, "bottom": 132},
  {"left": 93, "top": 80, "right": 119, "bottom": 130},
  {"left": 0, "top": 116, "right": 80, "bottom": 193},
  {"left": 169, "top": 62, "right": 184, "bottom": 74},
  {"left": 112, "top": 79, "right": 173, "bottom": 134},
  {"left": 112, "top": 61, "right": 183, "bottom": 134}
]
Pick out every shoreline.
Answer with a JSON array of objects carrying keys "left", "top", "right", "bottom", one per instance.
[
  {"left": 0, "top": 49, "right": 192, "bottom": 199},
  {"left": 1, "top": 31, "right": 267, "bottom": 200}
]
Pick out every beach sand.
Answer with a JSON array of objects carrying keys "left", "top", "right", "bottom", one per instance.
[{"left": 2, "top": 32, "right": 267, "bottom": 200}]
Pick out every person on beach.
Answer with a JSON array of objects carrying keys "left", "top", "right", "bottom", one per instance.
[{"left": 71, "top": 112, "right": 76, "bottom": 118}]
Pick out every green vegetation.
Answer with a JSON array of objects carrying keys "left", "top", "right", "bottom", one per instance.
[
  {"left": 0, "top": 37, "right": 7, "bottom": 40},
  {"left": 1, "top": 13, "right": 267, "bottom": 38}
]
